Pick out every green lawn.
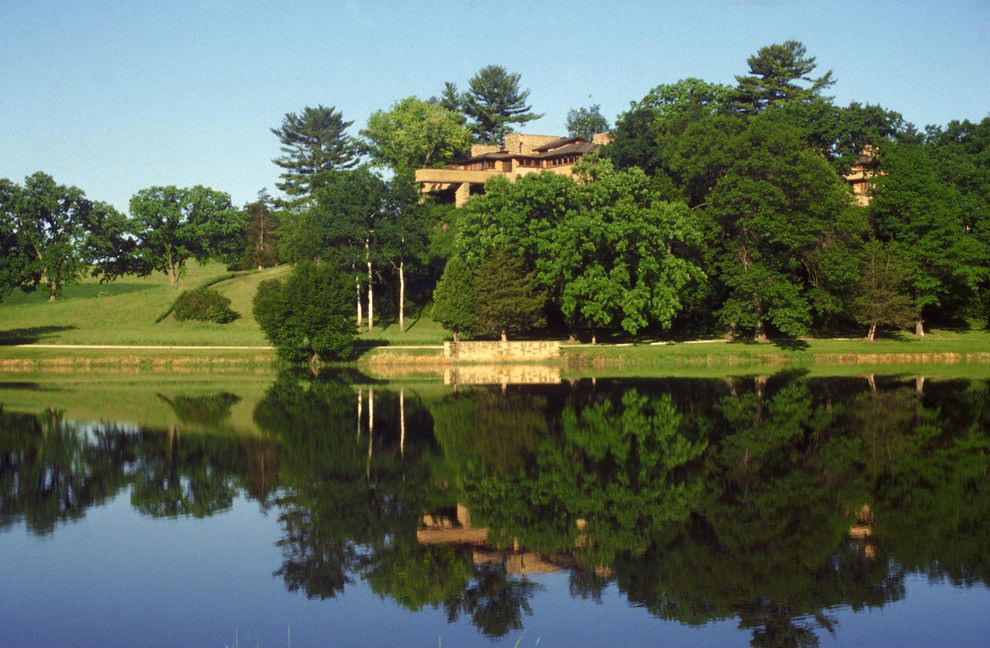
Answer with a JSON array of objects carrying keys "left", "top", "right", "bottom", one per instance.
[{"left": 0, "top": 263, "right": 451, "bottom": 348}]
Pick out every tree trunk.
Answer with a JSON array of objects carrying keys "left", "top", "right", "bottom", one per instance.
[
  {"left": 399, "top": 388, "right": 405, "bottom": 458},
  {"left": 916, "top": 375, "right": 925, "bottom": 397},
  {"left": 866, "top": 373, "right": 877, "bottom": 393},
  {"left": 168, "top": 263, "right": 179, "bottom": 286},
  {"left": 754, "top": 320, "right": 768, "bottom": 343},
  {"left": 398, "top": 261, "right": 405, "bottom": 332},
  {"left": 366, "top": 240, "right": 373, "bottom": 332},
  {"left": 915, "top": 319, "right": 925, "bottom": 337},
  {"left": 356, "top": 389, "right": 362, "bottom": 441},
  {"left": 356, "top": 276, "right": 362, "bottom": 326},
  {"left": 47, "top": 281, "right": 57, "bottom": 302},
  {"left": 867, "top": 322, "right": 877, "bottom": 342},
  {"left": 501, "top": 330, "right": 507, "bottom": 343}
]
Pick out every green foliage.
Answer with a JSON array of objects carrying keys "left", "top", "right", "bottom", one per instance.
[
  {"left": 278, "top": 167, "right": 388, "bottom": 267},
  {"left": 473, "top": 249, "right": 547, "bottom": 339},
  {"left": 870, "top": 143, "right": 987, "bottom": 330},
  {"left": 462, "top": 65, "right": 543, "bottom": 144},
  {"left": 172, "top": 286, "right": 238, "bottom": 324},
  {"left": 361, "top": 96, "right": 471, "bottom": 173},
  {"left": 0, "top": 178, "right": 38, "bottom": 300},
  {"left": 129, "top": 185, "right": 243, "bottom": 286},
  {"left": 236, "top": 190, "right": 280, "bottom": 270},
  {"left": 430, "top": 255, "right": 477, "bottom": 339},
  {"left": 553, "top": 161, "right": 705, "bottom": 335},
  {"left": 565, "top": 104, "right": 610, "bottom": 139},
  {"left": 271, "top": 105, "right": 360, "bottom": 198},
  {"left": 252, "top": 262, "right": 355, "bottom": 362},
  {"left": 2, "top": 172, "right": 127, "bottom": 300},
  {"left": 731, "top": 40, "right": 835, "bottom": 113},
  {"left": 851, "top": 240, "right": 916, "bottom": 338},
  {"left": 705, "top": 110, "right": 864, "bottom": 338}
]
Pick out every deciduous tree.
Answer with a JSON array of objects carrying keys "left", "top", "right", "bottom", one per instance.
[
  {"left": 252, "top": 262, "right": 355, "bottom": 363},
  {"left": 129, "top": 185, "right": 242, "bottom": 286},
  {"left": 565, "top": 104, "right": 610, "bottom": 139},
  {"left": 361, "top": 96, "right": 470, "bottom": 174}
]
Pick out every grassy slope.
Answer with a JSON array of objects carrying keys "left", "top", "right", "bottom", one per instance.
[{"left": 0, "top": 262, "right": 449, "bottom": 348}]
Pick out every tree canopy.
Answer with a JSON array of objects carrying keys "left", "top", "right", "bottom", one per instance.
[
  {"left": 361, "top": 96, "right": 471, "bottom": 173},
  {"left": 272, "top": 105, "right": 361, "bottom": 198},
  {"left": 460, "top": 65, "right": 542, "bottom": 144},
  {"left": 129, "top": 185, "right": 242, "bottom": 285}
]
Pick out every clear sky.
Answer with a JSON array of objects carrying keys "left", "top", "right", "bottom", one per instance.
[{"left": 2, "top": 0, "right": 988, "bottom": 211}]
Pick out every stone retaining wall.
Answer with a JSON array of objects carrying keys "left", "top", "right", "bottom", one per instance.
[{"left": 443, "top": 340, "right": 561, "bottom": 362}]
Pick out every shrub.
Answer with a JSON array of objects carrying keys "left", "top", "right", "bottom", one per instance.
[
  {"left": 172, "top": 287, "right": 238, "bottom": 323},
  {"left": 252, "top": 262, "right": 355, "bottom": 362}
]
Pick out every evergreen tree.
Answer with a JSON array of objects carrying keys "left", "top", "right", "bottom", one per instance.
[
  {"left": 473, "top": 248, "right": 547, "bottom": 340},
  {"left": 431, "top": 255, "right": 478, "bottom": 342},
  {"left": 462, "top": 65, "right": 542, "bottom": 144},
  {"left": 272, "top": 105, "right": 360, "bottom": 199},
  {"left": 238, "top": 190, "right": 279, "bottom": 270},
  {"left": 731, "top": 40, "right": 835, "bottom": 113},
  {"left": 851, "top": 239, "right": 916, "bottom": 340}
]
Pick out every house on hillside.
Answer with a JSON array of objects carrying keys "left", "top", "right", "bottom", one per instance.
[
  {"left": 844, "top": 147, "right": 879, "bottom": 206},
  {"left": 415, "top": 132, "right": 610, "bottom": 207}
]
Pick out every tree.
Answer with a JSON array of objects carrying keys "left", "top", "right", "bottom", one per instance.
[
  {"left": 606, "top": 78, "right": 733, "bottom": 199},
  {"left": 869, "top": 143, "right": 986, "bottom": 335},
  {"left": 129, "top": 185, "right": 243, "bottom": 286},
  {"left": 705, "top": 112, "right": 864, "bottom": 340},
  {"left": 566, "top": 105, "right": 610, "bottom": 139},
  {"left": 361, "top": 96, "right": 470, "bottom": 173},
  {"left": 272, "top": 105, "right": 360, "bottom": 199},
  {"left": 252, "top": 262, "right": 355, "bottom": 363},
  {"left": 462, "top": 65, "right": 542, "bottom": 144},
  {"left": 851, "top": 240, "right": 915, "bottom": 340},
  {"left": 376, "top": 174, "right": 431, "bottom": 330},
  {"left": 731, "top": 41, "right": 835, "bottom": 113},
  {"left": 438, "top": 81, "right": 463, "bottom": 112},
  {"left": 0, "top": 178, "right": 38, "bottom": 300},
  {"left": 551, "top": 161, "right": 705, "bottom": 337},
  {"left": 431, "top": 255, "right": 478, "bottom": 341},
  {"left": 473, "top": 248, "right": 547, "bottom": 340},
  {"left": 6, "top": 172, "right": 119, "bottom": 300},
  {"left": 238, "top": 190, "right": 280, "bottom": 270}
]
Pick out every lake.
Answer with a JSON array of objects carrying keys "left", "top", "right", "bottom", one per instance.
[{"left": 1, "top": 370, "right": 988, "bottom": 647}]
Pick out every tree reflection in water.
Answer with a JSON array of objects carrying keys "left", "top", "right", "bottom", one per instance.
[{"left": 1, "top": 372, "right": 988, "bottom": 644}]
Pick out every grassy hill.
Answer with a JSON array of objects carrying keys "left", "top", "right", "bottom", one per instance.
[{"left": 0, "top": 262, "right": 450, "bottom": 347}]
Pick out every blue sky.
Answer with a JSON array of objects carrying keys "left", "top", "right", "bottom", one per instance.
[{"left": 2, "top": 0, "right": 988, "bottom": 211}]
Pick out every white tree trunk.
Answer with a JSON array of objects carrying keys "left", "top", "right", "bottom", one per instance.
[
  {"left": 399, "top": 388, "right": 405, "bottom": 458},
  {"left": 356, "top": 277, "right": 362, "bottom": 326},
  {"left": 366, "top": 240, "right": 374, "bottom": 332},
  {"left": 398, "top": 261, "right": 405, "bottom": 332},
  {"left": 356, "top": 389, "right": 362, "bottom": 440}
]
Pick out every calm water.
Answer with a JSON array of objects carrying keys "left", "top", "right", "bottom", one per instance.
[{"left": 1, "top": 372, "right": 989, "bottom": 647}]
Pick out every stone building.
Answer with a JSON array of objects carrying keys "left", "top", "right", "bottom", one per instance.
[
  {"left": 415, "top": 132, "right": 610, "bottom": 207},
  {"left": 844, "top": 147, "right": 879, "bottom": 206}
]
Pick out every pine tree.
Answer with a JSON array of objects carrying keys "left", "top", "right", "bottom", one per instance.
[
  {"left": 271, "top": 105, "right": 360, "bottom": 198},
  {"left": 473, "top": 249, "right": 547, "bottom": 341},
  {"left": 462, "top": 65, "right": 542, "bottom": 144},
  {"left": 851, "top": 240, "right": 916, "bottom": 341}
]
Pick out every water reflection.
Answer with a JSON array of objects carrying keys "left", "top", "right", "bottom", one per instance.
[{"left": 1, "top": 372, "right": 988, "bottom": 645}]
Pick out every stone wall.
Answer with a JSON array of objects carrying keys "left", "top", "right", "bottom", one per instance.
[
  {"left": 443, "top": 364, "right": 561, "bottom": 386},
  {"left": 443, "top": 340, "right": 561, "bottom": 362}
]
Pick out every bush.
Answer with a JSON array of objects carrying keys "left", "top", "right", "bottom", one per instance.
[
  {"left": 252, "top": 262, "right": 355, "bottom": 363},
  {"left": 172, "top": 287, "right": 238, "bottom": 323}
]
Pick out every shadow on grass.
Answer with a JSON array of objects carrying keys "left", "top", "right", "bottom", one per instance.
[
  {"left": 771, "top": 338, "right": 811, "bottom": 351},
  {"left": 0, "top": 326, "right": 77, "bottom": 345}
]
